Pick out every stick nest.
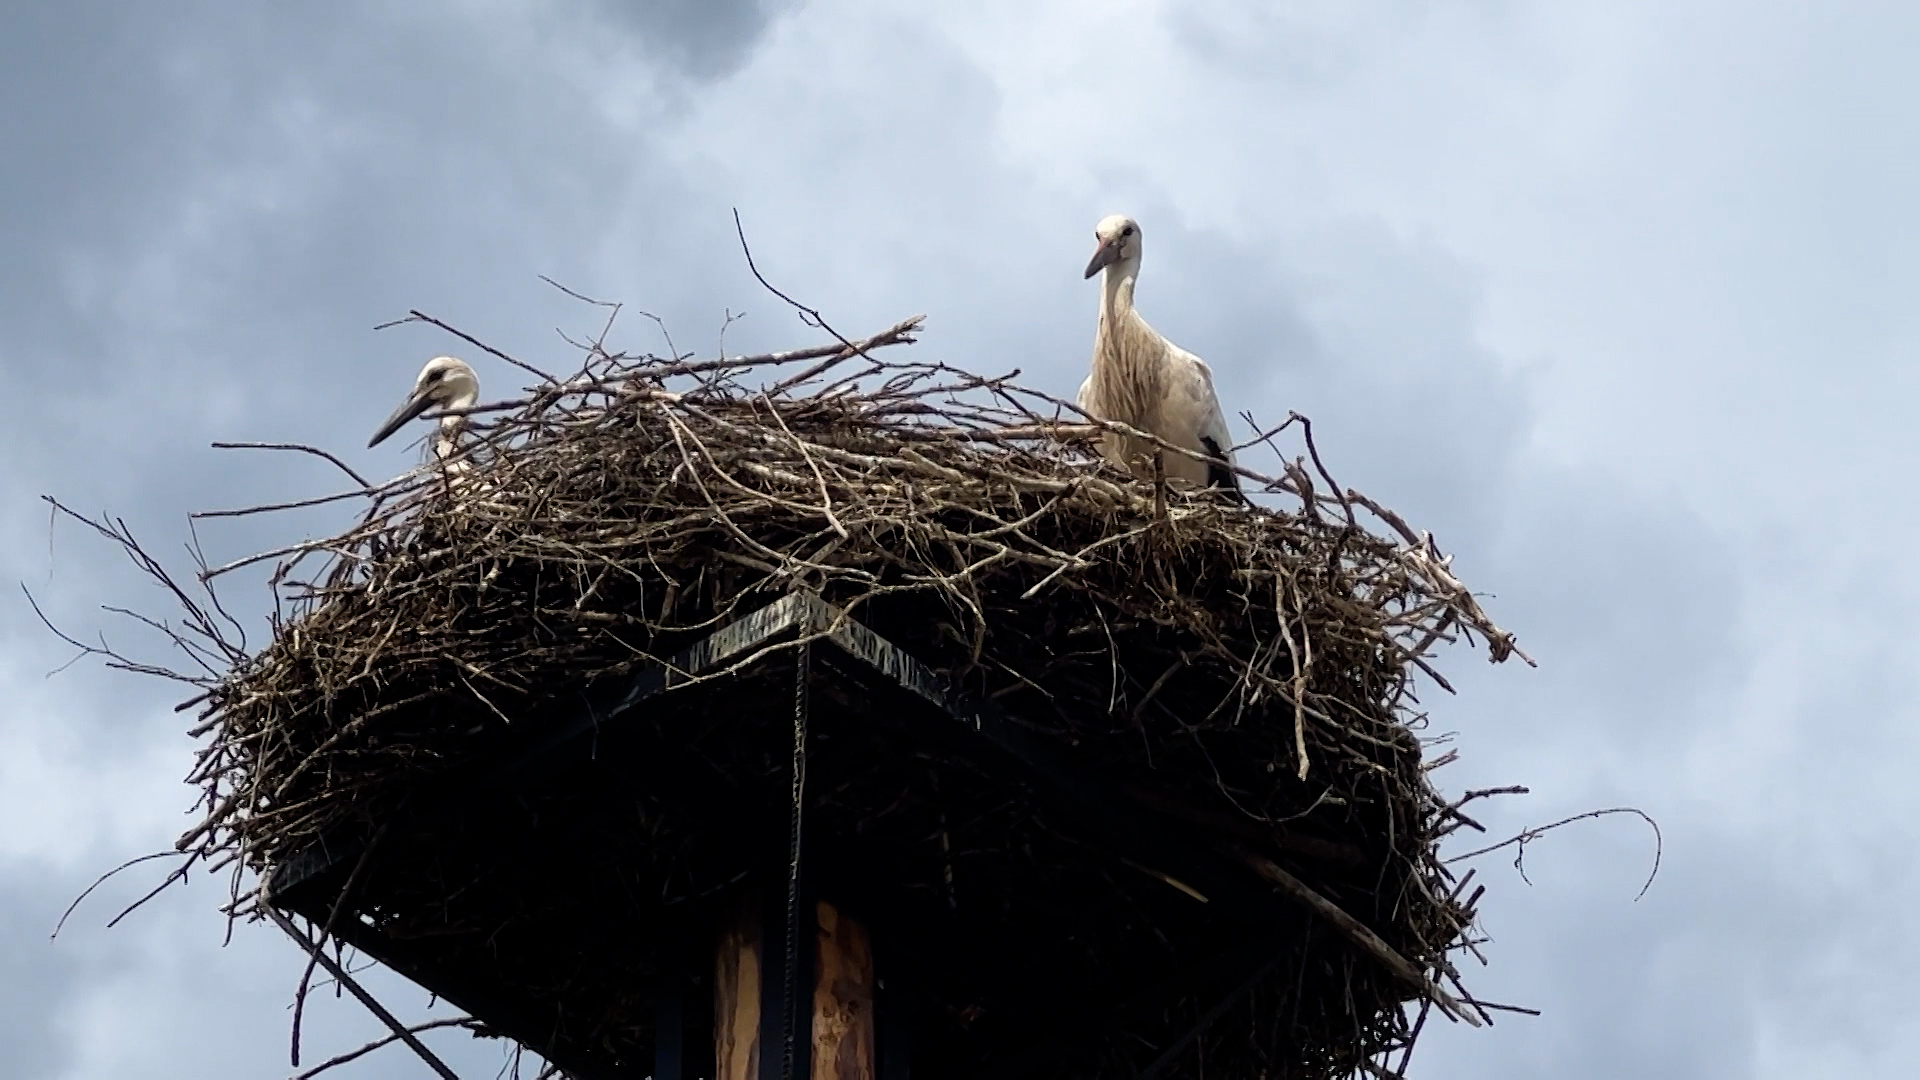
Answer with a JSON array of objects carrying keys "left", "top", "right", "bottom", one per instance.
[{"left": 82, "top": 313, "right": 1527, "bottom": 1080}]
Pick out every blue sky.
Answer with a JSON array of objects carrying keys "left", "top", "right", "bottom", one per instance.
[{"left": 3, "top": 3, "right": 1916, "bottom": 1077}]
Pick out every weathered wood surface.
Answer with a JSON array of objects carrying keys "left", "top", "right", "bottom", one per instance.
[
  {"left": 715, "top": 905, "right": 764, "bottom": 1080},
  {"left": 811, "top": 901, "right": 877, "bottom": 1080},
  {"left": 714, "top": 900, "right": 880, "bottom": 1080}
]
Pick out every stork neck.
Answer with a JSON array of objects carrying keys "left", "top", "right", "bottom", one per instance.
[
  {"left": 432, "top": 416, "right": 466, "bottom": 462},
  {"left": 1099, "top": 262, "right": 1138, "bottom": 322}
]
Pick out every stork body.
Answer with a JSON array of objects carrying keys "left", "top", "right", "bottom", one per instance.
[
  {"left": 1077, "top": 215, "right": 1240, "bottom": 497},
  {"left": 369, "top": 355, "right": 480, "bottom": 466}
]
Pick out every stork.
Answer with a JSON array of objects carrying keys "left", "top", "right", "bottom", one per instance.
[
  {"left": 368, "top": 356, "right": 479, "bottom": 466},
  {"left": 1076, "top": 214, "right": 1242, "bottom": 499}
]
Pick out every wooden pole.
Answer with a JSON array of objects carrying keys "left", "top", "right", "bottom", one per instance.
[
  {"left": 715, "top": 903, "right": 764, "bottom": 1080},
  {"left": 811, "top": 900, "right": 876, "bottom": 1080},
  {"left": 715, "top": 899, "right": 881, "bottom": 1080}
]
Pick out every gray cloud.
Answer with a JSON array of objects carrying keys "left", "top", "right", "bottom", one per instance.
[
  {"left": 0, "top": 880, "right": 80, "bottom": 1079},
  {"left": 4, "top": 2, "right": 1917, "bottom": 1078}
]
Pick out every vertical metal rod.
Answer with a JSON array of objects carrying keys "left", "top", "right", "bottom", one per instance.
[
  {"left": 783, "top": 641, "right": 811, "bottom": 1080},
  {"left": 876, "top": 935, "right": 910, "bottom": 1080},
  {"left": 655, "top": 940, "right": 686, "bottom": 1080},
  {"left": 762, "top": 641, "right": 813, "bottom": 1080}
]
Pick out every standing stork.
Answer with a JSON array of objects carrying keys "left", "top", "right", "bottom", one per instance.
[
  {"left": 1076, "top": 214, "right": 1242, "bottom": 499},
  {"left": 368, "top": 355, "right": 480, "bottom": 465}
]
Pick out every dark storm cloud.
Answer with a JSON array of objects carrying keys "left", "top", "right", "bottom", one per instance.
[
  {"left": 0, "top": 0, "right": 795, "bottom": 427},
  {"left": 0, "top": 0, "right": 801, "bottom": 576},
  {"left": 0, "top": 4, "right": 776, "bottom": 1076},
  {"left": 583, "top": 0, "right": 801, "bottom": 79},
  {"left": 0, "top": 2, "right": 599, "bottom": 727}
]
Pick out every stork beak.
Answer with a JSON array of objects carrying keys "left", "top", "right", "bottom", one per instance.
[
  {"left": 368, "top": 389, "right": 436, "bottom": 448},
  {"left": 1084, "top": 237, "right": 1122, "bottom": 279}
]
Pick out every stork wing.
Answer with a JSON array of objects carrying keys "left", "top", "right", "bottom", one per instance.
[
  {"left": 1166, "top": 345, "right": 1242, "bottom": 497},
  {"left": 1163, "top": 348, "right": 1232, "bottom": 458}
]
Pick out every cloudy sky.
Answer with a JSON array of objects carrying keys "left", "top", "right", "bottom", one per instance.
[{"left": 3, "top": 2, "right": 1915, "bottom": 1077}]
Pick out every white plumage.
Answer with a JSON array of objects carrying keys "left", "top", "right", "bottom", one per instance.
[
  {"left": 1076, "top": 214, "right": 1240, "bottom": 498},
  {"left": 368, "top": 355, "right": 480, "bottom": 466}
]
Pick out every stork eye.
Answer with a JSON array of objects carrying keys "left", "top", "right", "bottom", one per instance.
[{"left": 1121, "top": 225, "right": 1135, "bottom": 237}]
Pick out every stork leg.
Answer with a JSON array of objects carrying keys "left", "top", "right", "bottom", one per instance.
[{"left": 1151, "top": 451, "right": 1168, "bottom": 519}]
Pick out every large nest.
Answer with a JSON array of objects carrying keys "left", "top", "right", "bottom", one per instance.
[{"left": 79, "top": 310, "right": 1526, "bottom": 1079}]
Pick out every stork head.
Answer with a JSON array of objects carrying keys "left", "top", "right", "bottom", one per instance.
[
  {"left": 1084, "top": 214, "right": 1142, "bottom": 279},
  {"left": 368, "top": 355, "right": 480, "bottom": 448}
]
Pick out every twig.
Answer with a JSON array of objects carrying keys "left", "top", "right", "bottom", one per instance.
[
  {"left": 291, "top": 819, "right": 395, "bottom": 1067},
  {"left": 267, "top": 907, "right": 462, "bottom": 1080},
  {"left": 50, "top": 851, "right": 193, "bottom": 938},
  {"left": 1231, "top": 845, "right": 1482, "bottom": 1027},
  {"left": 1447, "top": 806, "right": 1663, "bottom": 900},
  {"left": 1436, "top": 784, "right": 1530, "bottom": 835},
  {"left": 211, "top": 443, "right": 371, "bottom": 489},
  {"left": 733, "top": 208, "right": 852, "bottom": 345},
  {"left": 289, "top": 1016, "right": 477, "bottom": 1080},
  {"left": 395, "top": 310, "right": 559, "bottom": 384},
  {"left": 1288, "top": 411, "right": 1357, "bottom": 527}
]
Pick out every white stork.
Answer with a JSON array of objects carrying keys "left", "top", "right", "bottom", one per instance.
[
  {"left": 1076, "top": 214, "right": 1242, "bottom": 499},
  {"left": 368, "top": 356, "right": 479, "bottom": 465}
]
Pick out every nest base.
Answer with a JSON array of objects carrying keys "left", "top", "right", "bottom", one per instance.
[{"left": 266, "top": 592, "right": 1443, "bottom": 1079}]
